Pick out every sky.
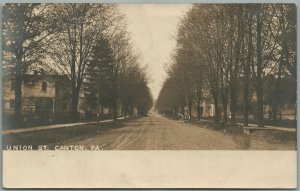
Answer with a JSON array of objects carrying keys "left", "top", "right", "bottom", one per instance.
[{"left": 118, "top": 4, "right": 191, "bottom": 99}]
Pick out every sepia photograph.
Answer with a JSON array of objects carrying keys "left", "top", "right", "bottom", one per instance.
[{"left": 1, "top": 3, "right": 298, "bottom": 188}]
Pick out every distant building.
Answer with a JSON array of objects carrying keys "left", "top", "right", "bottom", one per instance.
[
  {"left": 190, "top": 89, "right": 215, "bottom": 118},
  {"left": 83, "top": 95, "right": 122, "bottom": 119},
  {"left": 200, "top": 89, "right": 215, "bottom": 117},
  {"left": 196, "top": 77, "right": 297, "bottom": 120}
]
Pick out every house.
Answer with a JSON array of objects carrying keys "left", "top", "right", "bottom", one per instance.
[
  {"left": 200, "top": 89, "right": 215, "bottom": 117},
  {"left": 83, "top": 94, "right": 122, "bottom": 120},
  {"left": 190, "top": 89, "right": 215, "bottom": 118},
  {"left": 2, "top": 70, "right": 85, "bottom": 124},
  {"left": 3, "top": 72, "right": 55, "bottom": 122}
]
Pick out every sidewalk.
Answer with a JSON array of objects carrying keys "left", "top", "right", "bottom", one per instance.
[
  {"left": 236, "top": 123, "right": 296, "bottom": 132},
  {"left": 198, "top": 119, "right": 296, "bottom": 132},
  {"left": 2, "top": 117, "right": 125, "bottom": 135}
]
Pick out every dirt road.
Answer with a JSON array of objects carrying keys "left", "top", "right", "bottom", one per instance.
[
  {"left": 62, "top": 113, "right": 242, "bottom": 150},
  {"left": 4, "top": 112, "right": 295, "bottom": 150}
]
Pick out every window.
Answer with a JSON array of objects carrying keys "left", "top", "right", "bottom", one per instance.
[
  {"left": 9, "top": 100, "right": 15, "bottom": 109},
  {"left": 10, "top": 80, "right": 15, "bottom": 90},
  {"left": 42, "top": 82, "right": 47, "bottom": 92}
]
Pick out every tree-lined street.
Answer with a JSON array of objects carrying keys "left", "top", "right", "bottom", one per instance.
[{"left": 2, "top": 4, "right": 296, "bottom": 151}]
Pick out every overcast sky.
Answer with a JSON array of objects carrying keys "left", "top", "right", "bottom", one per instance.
[{"left": 118, "top": 4, "right": 191, "bottom": 99}]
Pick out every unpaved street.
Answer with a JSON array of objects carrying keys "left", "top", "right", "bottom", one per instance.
[
  {"left": 59, "top": 113, "right": 242, "bottom": 150},
  {"left": 4, "top": 112, "right": 295, "bottom": 150}
]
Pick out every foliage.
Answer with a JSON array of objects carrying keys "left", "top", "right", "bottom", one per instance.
[{"left": 156, "top": 4, "right": 296, "bottom": 127}]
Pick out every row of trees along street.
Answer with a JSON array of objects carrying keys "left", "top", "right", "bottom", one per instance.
[
  {"left": 3, "top": 4, "right": 153, "bottom": 126},
  {"left": 156, "top": 4, "right": 296, "bottom": 127}
]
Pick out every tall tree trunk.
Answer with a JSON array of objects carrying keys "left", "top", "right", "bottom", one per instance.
[
  {"left": 188, "top": 102, "right": 192, "bottom": 119},
  {"left": 221, "top": 75, "right": 228, "bottom": 126},
  {"left": 14, "top": 5, "right": 25, "bottom": 127},
  {"left": 272, "top": 54, "right": 284, "bottom": 124},
  {"left": 230, "top": 88, "right": 237, "bottom": 124},
  {"left": 184, "top": 88, "right": 191, "bottom": 118},
  {"left": 101, "top": 105, "right": 104, "bottom": 117},
  {"left": 15, "top": 56, "right": 23, "bottom": 126},
  {"left": 243, "top": 9, "right": 253, "bottom": 127},
  {"left": 222, "top": 97, "right": 228, "bottom": 126},
  {"left": 256, "top": 4, "right": 264, "bottom": 127},
  {"left": 196, "top": 80, "right": 202, "bottom": 121},
  {"left": 243, "top": 81, "right": 249, "bottom": 126},
  {"left": 130, "top": 106, "right": 133, "bottom": 118},
  {"left": 271, "top": 104, "right": 277, "bottom": 124},
  {"left": 197, "top": 105, "right": 201, "bottom": 121},
  {"left": 71, "top": 88, "right": 79, "bottom": 120},
  {"left": 230, "top": 9, "right": 243, "bottom": 126},
  {"left": 123, "top": 104, "right": 128, "bottom": 117},
  {"left": 212, "top": 91, "right": 219, "bottom": 122},
  {"left": 256, "top": 84, "right": 264, "bottom": 127},
  {"left": 112, "top": 99, "right": 117, "bottom": 121}
]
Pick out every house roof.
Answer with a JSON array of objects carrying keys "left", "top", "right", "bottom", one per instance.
[{"left": 3, "top": 71, "right": 70, "bottom": 84}]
